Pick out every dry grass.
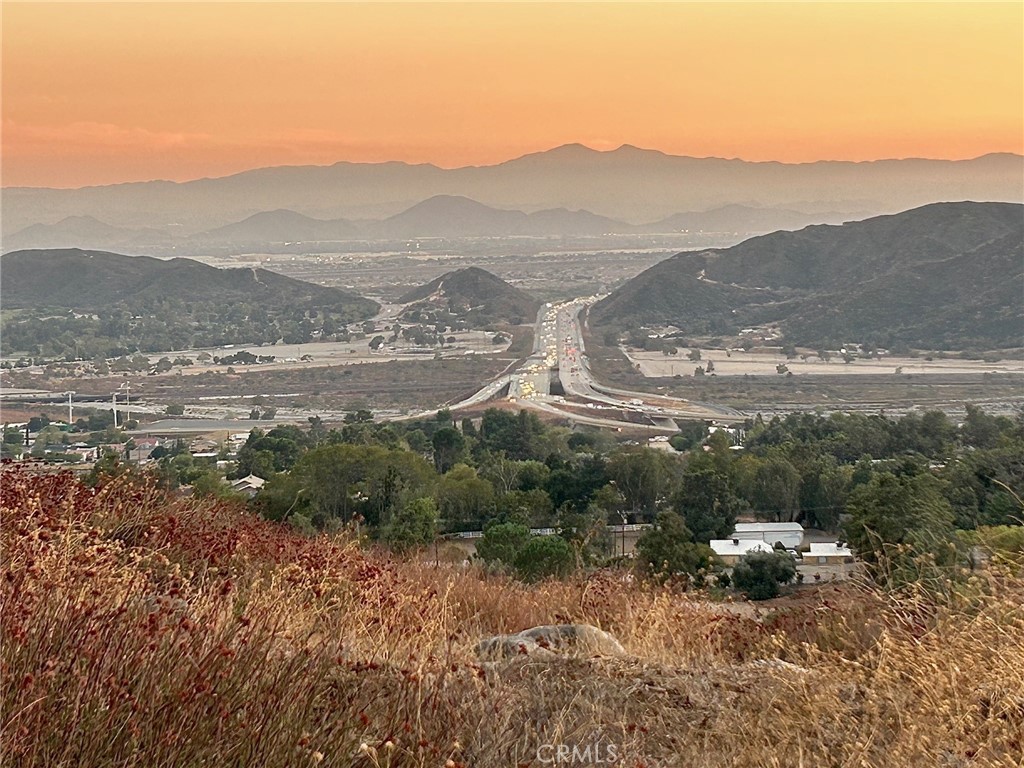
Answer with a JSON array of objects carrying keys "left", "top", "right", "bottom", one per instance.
[{"left": 3, "top": 465, "right": 1023, "bottom": 767}]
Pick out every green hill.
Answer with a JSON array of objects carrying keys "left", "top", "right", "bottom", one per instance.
[
  {"left": 0, "top": 249, "right": 378, "bottom": 357},
  {"left": 591, "top": 202, "right": 1024, "bottom": 350},
  {"left": 398, "top": 267, "right": 538, "bottom": 326}
]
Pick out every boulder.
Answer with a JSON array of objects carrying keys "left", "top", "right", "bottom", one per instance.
[{"left": 476, "top": 623, "right": 626, "bottom": 661}]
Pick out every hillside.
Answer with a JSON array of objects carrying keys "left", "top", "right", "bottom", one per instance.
[
  {"left": 5, "top": 464, "right": 1023, "bottom": 766},
  {"left": 0, "top": 249, "right": 378, "bottom": 357},
  {"left": 3, "top": 216, "right": 172, "bottom": 252},
  {"left": 197, "top": 209, "right": 361, "bottom": 243},
  {"left": 398, "top": 266, "right": 539, "bottom": 325},
  {"left": 368, "top": 195, "right": 626, "bottom": 238},
  {"left": 640, "top": 204, "right": 855, "bottom": 235},
  {"left": 591, "top": 202, "right": 1024, "bottom": 350},
  {"left": 4, "top": 146, "right": 1020, "bottom": 234}
]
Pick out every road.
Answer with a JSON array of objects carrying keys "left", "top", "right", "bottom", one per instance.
[{"left": 441, "top": 298, "right": 741, "bottom": 431}]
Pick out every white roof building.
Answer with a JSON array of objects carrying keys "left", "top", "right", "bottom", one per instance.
[
  {"left": 710, "top": 539, "right": 777, "bottom": 562},
  {"left": 230, "top": 474, "right": 266, "bottom": 496},
  {"left": 807, "top": 542, "right": 854, "bottom": 560},
  {"left": 732, "top": 522, "right": 804, "bottom": 549}
]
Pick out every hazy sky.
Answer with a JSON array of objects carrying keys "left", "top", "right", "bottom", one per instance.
[{"left": 3, "top": 2, "right": 1022, "bottom": 187}]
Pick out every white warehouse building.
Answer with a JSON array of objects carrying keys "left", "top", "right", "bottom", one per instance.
[{"left": 731, "top": 522, "right": 804, "bottom": 550}]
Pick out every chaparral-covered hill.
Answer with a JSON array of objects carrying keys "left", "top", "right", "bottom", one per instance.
[
  {"left": 398, "top": 267, "right": 539, "bottom": 327},
  {"left": 0, "top": 248, "right": 379, "bottom": 357},
  {"left": 590, "top": 202, "right": 1024, "bottom": 351}
]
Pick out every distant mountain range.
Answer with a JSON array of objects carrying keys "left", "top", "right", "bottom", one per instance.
[
  {"left": 399, "top": 266, "right": 539, "bottom": 326},
  {"left": 3, "top": 144, "right": 1020, "bottom": 236},
  {"left": 2, "top": 195, "right": 865, "bottom": 253},
  {"left": 590, "top": 202, "right": 1024, "bottom": 351}
]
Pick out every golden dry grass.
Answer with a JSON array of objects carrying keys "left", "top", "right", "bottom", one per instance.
[{"left": 3, "top": 465, "right": 1022, "bottom": 767}]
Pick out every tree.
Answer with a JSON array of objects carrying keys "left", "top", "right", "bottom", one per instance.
[
  {"left": 606, "top": 449, "right": 671, "bottom": 515},
  {"left": 476, "top": 522, "right": 531, "bottom": 569},
  {"left": 844, "top": 472, "right": 958, "bottom": 587},
  {"left": 514, "top": 536, "right": 575, "bottom": 582},
  {"left": 670, "top": 421, "right": 708, "bottom": 452},
  {"left": 750, "top": 456, "right": 802, "bottom": 522},
  {"left": 380, "top": 497, "right": 438, "bottom": 554},
  {"left": 687, "top": 349, "right": 702, "bottom": 362},
  {"left": 493, "top": 489, "right": 554, "bottom": 527},
  {"left": 962, "top": 404, "right": 1001, "bottom": 449},
  {"left": 731, "top": 551, "right": 796, "bottom": 600},
  {"left": 434, "top": 464, "right": 494, "bottom": 530},
  {"left": 672, "top": 465, "right": 744, "bottom": 543},
  {"left": 558, "top": 504, "right": 613, "bottom": 566},
  {"left": 635, "top": 510, "right": 714, "bottom": 581},
  {"left": 165, "top": 404, "right": 185, "bottom": 416},
  {"left": 431, "top": 426, "right": 465, "bottom": 473}
]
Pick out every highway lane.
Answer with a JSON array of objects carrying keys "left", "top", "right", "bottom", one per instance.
[{"left": 408, "top": 297, "right": 742, "bottom": 429}]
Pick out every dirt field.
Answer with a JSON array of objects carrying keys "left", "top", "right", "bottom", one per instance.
[
  {"left": 581, "top": 332, "right": 1024, "bottom": 415},
  {"left": 626, "top": 347, "right": 1024, "bottom": 378}
]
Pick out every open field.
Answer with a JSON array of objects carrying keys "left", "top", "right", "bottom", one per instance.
[
  {"left": 627, "top": 347, "right": 1024, "bottom": 378},
  {"left": 160, "top": 331, "right": 511, "bottom": 377},
  {"left": 4, "top": 466, "right": 1023, "bottom": 767},
  {"left": 585, "top": 333, "right": 1024, "bottom": 416},
  {"left": 1, "top": 326, "right": 535, "bottom": 421},
  {"left": 190, "top": 237, "right": 704, "bottom": 303}
]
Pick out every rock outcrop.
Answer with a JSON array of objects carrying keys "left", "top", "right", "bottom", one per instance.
[{"left": 475, "top": 624, "right": 626, "bottom": 661}]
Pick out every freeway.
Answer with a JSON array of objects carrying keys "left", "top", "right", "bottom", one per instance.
[
  {"left": 411, "top": 296, "right": 742, "bottom": 430},
  {"left": 447, "top": 298, "right": 742, "bottom": 430}
]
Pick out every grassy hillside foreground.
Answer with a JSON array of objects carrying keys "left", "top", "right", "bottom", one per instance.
[{"left": 3, "top": 465, "right": 1023, "bottom": 767}]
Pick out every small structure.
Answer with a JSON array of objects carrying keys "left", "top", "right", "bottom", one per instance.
[
  {"left": 732, "top": 522, "right": 804, "bottom": 549},
  {"left": 230, "top": 474, "right": 266, "bottom": 497},
  {"left": 710, "top": 538, "right": 777, "bottom": 565},
  {"left": 805, "top": 542, "right": 854, "bottom": 565}
]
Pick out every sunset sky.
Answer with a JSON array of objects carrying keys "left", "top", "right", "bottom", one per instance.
[{"left": 2, "top": 1, "right": 1022, "bottom": 188}]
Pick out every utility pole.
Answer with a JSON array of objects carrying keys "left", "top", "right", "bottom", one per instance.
[
  {"left": 67, "top": 391, "right": 74, "bottom": 424},
  {"left": 112, "top": 392, "right": 118, "bottom": 429}
]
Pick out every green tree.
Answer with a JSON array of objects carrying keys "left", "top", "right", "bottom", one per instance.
[
  {"left": 961, "top": 404, "right": 1001, "bottom": 449},
  {"left": 476, "top": 522, "right": 531, "bottom": 569},
  {"left": 635, "top": 510, "right": 714, "bottom": 581},
  {"left": 493, "top": 488, "right": 555, "bottom": 527},
  {"left": 731, "top": 551, "right": 797, "bottom": 600},
  {"left": 672, "top": 464, "right": 744, "bottom": 543},
  {"left": 750, "top": 455, "right": 802, "bottom": 522},
  {"left": 431, "top": 426, "right": 465, "bottom": 473},
  {"left": 434, "top": 464, "right": 494, "bottom": 530},
  {"left": 514, "top": 536, "right": 575, "bottom": 581},
  {"left": 380, "top": 497, "right": 438, "bottom": 554},
  {"left": 606, "top": 448, "right": 672, "bottom": 515},
  {"left": 844, "top": 472, "right": 958, "bottom": 587}
]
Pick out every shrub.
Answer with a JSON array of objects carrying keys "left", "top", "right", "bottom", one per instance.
[
  {"left": 513, "top": 535, "right": 575, "bottom": 582},
  {"left": 731, "top": 551, "right": 797, "bottom": 600}
]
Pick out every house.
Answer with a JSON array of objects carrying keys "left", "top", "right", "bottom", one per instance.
[
  {"left": 805, "top": 542, "right": 854, "bottom": 566},
  {"left": 65, "top": 445, "right": 99, "bottom": 462},
  {"left": 731, "top": 522, "right": 804, "bottom": 549},
  {"left": 189, "top": 438, "right": 219, "bottom": 455},
  {"left": 230, "top": 474, "right": 266, "bottom": 497},
  {"left": 710, "top": 538, "right": 777, "bottom": 565}
]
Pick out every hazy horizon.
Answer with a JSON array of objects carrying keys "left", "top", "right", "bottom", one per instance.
[
  {"left": 3, "top": 141, "right": 1023, "bottom": 191},
  {"left": 3, "top": 2, "right": 1022, "bottom": 188}
]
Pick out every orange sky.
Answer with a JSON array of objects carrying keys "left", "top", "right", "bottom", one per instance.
[{"left": 2, "top": 2, "right": 1022, "bottom": 188}]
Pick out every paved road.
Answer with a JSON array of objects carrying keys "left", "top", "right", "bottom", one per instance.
[
  {"left": 471, "top": 298, "right": 742, "bottom": 429},
  {"left": 396, "top": 297, "right": 743, "bottom": 429}
]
